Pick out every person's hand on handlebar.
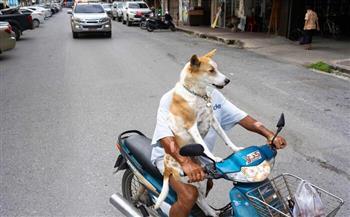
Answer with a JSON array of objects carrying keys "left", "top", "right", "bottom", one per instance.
[
  {"left": 269, "top": 135, "right": 287, "bottom": 149},
  {"left": 180, "top": 158, "right": 205, "bottom": 183}
]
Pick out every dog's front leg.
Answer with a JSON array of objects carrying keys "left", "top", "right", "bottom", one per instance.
[
  {"left": 211, "top": 115, "right": 241, "bottom": 152},
  {"left": 188, "top": 124, "right": 222, "bottom": 162}
]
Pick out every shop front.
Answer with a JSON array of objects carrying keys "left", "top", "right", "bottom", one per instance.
[{"left": 287, "top": 0, "right": 350, "bottom": 40}]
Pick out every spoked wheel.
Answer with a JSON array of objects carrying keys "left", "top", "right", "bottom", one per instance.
[
  {"left": 122, "top": 169, "right": 160, "bottom": 217},
  {"left": 122, "top": 169, "right": 207, "bottom": 217}
]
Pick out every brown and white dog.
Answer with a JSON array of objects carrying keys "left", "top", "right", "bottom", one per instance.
[{"left": 154, "top": 49, "right": 240, "bottom": 216}]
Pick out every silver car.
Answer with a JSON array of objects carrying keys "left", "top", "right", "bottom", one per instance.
[
  {"left": 69, "top": 3, "right": 112, "bottom": 38},
  {"left": 0, "top": 22, "right": 16, "bottom": 54}
]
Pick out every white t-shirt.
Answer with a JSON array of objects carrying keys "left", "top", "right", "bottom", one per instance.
[{"left": 151, "top": 88, "right": 247, "bottom": 164}]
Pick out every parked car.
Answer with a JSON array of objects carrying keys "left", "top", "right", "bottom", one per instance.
[
  {"left": 102, "top": 3, "right": 112, "bottom": 18},
  {"left": 68, "top": 3, "right": 112, "bottom": 38},
  {"left": 26, "top": 6, "right": 52, "bottom": 18},
  {"left": 112, "top": 1, "right": 125, "bottom": 22},
  {"left": 0, "top": 8, "right": 33, "bottom": 40},
  {"left": 122, "top": 1, "right": 152, "bottom": 26},
  {"left": 19, "top": 7, "right": 45, "bottom": 28},
  {"left": 0, "top": 21, "right": 16, "bottom": 54}
]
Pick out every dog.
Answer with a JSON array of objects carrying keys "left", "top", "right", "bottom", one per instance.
[{"left": 154, "top": 49, "right": 240, "bottom": 216}]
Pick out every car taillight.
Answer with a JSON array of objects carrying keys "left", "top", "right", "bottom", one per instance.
[
  {"left": 5, "top": 28, "right": 11, "bottom": 34},
  {"left": 27, "top": 15, "right": 33, "bottom": 23}
]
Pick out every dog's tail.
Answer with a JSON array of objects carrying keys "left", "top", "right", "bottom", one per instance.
[{"left": 154, "top": 175, "right": 170, "bottom": 209}]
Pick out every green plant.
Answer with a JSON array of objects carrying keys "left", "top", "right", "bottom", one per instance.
[{"left": 308, "top": 61, "right": 332, "bottom": 73}]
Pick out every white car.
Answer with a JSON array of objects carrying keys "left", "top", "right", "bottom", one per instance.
[
  {"left": 25, "top": 6, "right": 52, "bottom": 18},
  {"left": 20, "top": 8, "right": 45, "bottom": 28},
  {"left": 69, "top": 3, "right": 112, "bottom": 38},
  {"left": 122, "top": 1, "right": 152, "bottom": 26}
]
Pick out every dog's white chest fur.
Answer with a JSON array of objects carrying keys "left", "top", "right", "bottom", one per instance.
[{"left": 168, "top": 84, "right": 212, "bottom": 143}]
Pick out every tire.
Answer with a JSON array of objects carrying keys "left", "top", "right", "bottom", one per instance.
[
  {"left": 12, "top": 25, "right": 21, "bottom": 40},
  {"left": 140, "top": 22, "right": 146, "bottom": 30},
  {"left": 147, "top": 25, "right": 154, "bottom": 32},
  {"left": 106, "top": 31, "right": 112, "bottom": 38},
  {"left": 122, "top": 169, "right": 140, "bottom": 202},
  {"left": 122, "top": 18, "right": 126, "bottom": 24},
  {"left": 112, "top": 16, "right": 116, "bottom": 20},
  {"left": 170, "top": 25, "right": 176, "bottom": 32},
  {"left": 72, "top": 32, "right": 78, "bottom": 39},
  {"left": 33, "top": 19, "right": 40, "bottom": 28}
]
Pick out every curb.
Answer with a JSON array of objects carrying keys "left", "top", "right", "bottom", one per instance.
[
  {"left": 330, "top": 60, "right": 350, "bottom": 75},
  {"left": 176, "top": 26, "right": 244, "bottom": 48}
]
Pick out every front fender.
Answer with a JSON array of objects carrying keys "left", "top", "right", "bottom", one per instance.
[{"left": 229, "top": 188, "right": 259, "bottom": 217}]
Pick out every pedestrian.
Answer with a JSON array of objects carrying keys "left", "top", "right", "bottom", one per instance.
[{"left": 302, "top": 6, "right": 320, "bottom": 50}]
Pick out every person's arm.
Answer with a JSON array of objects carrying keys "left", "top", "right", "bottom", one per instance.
[{"left": 239, "top": 116, "right": 287, "bottom": 149}]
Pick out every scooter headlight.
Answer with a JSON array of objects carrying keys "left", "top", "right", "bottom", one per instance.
[{"left": 226, "top": 160, "right": 272, "bottom": 183}]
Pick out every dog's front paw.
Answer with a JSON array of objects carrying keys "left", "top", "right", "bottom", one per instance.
[{"left": 213, "top": 157, "right": 223, "bottom": 162}]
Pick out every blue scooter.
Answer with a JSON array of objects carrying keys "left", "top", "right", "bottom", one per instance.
[{"left": 110, "top": 114, "right": 343, "bottom": 217}]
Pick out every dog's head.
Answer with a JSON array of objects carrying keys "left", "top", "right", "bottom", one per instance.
[{"left": 181, "top": 49, "right": 230, "bottom": 89}]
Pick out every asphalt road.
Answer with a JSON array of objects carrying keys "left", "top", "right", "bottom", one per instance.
[{"left": 1, "top": 9, "right": 349, "bottom": 216}]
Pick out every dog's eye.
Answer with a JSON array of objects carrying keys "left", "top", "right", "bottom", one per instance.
[{"left": 209, "top": 69, "right": 215, "bottom": 73}]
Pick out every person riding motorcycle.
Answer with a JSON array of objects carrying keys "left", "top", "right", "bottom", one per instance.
[{"left": 151, "top": 88, "right": 287, "bottom": 217}]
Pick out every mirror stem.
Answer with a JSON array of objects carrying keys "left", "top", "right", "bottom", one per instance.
[{"left": 270, "top": 127, "right": 282, "bottom": 146}]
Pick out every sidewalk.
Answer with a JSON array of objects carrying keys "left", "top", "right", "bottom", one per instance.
[{"left": 176, "top": 25, "right": 350, "bottom": 72}]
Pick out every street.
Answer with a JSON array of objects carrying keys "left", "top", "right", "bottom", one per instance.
[{"left": 1, "top": 9, "right": 349, "bottom": 216}]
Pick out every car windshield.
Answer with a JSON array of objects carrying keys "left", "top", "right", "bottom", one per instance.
[
  {"left": 74, "top": 4, "right": 104, "bottom": 13},
  {"left": 128, "top": 3, "right": 148, "bottom": 9}
]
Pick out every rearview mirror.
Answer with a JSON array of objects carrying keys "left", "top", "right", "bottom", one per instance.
[
  {"left": 180, "top": 144, "right": 204, "bottom": 157},
  {"left": 276, "top": 113, "right": 285, "bottom": 128}
]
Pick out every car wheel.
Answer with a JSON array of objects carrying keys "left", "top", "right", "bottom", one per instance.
[
  {"left": 72, "top": 32, "right": 79, "bottom": 39},
  {"left": 12, "top": 25, "right": 21, "bottom": 40},
  {"left": 112, "top": 16, "right": 116, "bottom": 20},
  {"left": 118, "top": 16, "right": 122, "bottom": 22},
  {"left": 33, "top": 19, "right": 40, "bottom": 28},
  {"left": 126, "top": 17, "right": 131, "bottom": 26},
  {"left": 106, "top": 31, "right": 112, "bottom": 38}
]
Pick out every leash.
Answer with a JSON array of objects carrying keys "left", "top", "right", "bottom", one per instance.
[{"left": 183, "top": 85, "right": 212, "bottom": 107}]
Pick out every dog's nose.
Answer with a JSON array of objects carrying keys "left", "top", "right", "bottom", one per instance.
[{"left": 224, "top": 78, "right": 230, "bottom": 85}]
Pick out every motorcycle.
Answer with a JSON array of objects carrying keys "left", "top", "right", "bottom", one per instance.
[
  {"left": 145, "top": 13, "right": 176, "bottom": 32},
  {"left": 140, "top": 13, "right": 153, "bottom": 30},
  {"left": 110, "top": 114, "right": 344, "bottom": 217}
]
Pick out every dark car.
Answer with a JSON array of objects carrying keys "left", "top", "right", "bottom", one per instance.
[{"left": 0, "top": 7, "right": 33, "bottom": 40}]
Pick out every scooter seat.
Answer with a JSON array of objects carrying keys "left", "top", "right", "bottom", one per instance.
[{"left": 123, "top": 134, "right": 163, "bottom": 179}]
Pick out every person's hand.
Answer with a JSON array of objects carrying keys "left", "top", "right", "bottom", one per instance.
[
  {"left": 180, "top": 159, "right": 205, "bottom": 183},
  {"left": 268, "top": 136, "right": 287, "bottom": 149}
]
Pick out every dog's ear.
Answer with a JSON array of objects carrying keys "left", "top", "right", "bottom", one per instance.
[
  {"left": 204, "top": 49, "right": 217, "bottom": 58},
  {"left": 190, "top": 55, "right": 201, "bottom": 68}
]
